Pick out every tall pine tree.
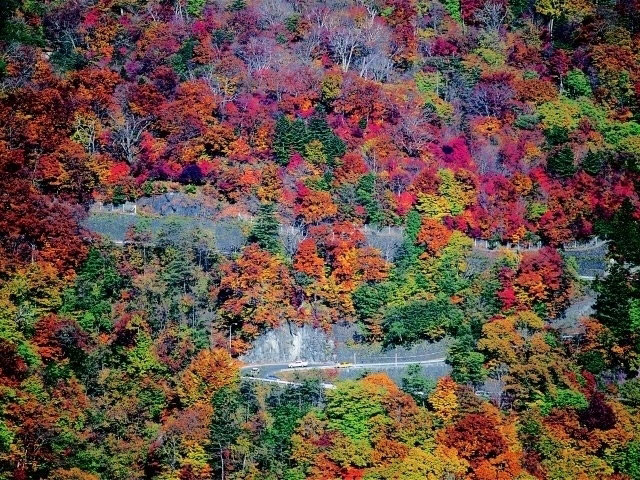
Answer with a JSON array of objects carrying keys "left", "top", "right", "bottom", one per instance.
[
  {"left": 447, "top": 324, "right": 486, "bottom": 384},
  {"left": 547, "top": 146, "right": 576, "bottom": 177},
  {"left": 273, "top": 114, "right": 344, "bottom": 165},
  {"left": 249, "top": 203, "right": 281, "bottom": 253},
  {"left": 308, "top": 114, "right": 346, "bottom": 165}
]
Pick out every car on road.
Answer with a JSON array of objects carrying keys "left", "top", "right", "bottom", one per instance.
[
  {"left": 336, "top": 362, "right": 353, "bottom": 368},
  {"left": 249, "top": 367, "right": 260, "bottom": 376},
  {"left": 287, "top": 360, "right": 309, "bottom": 368}
]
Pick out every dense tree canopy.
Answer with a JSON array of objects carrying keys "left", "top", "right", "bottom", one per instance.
[{"left": 2, "top": 0, "right": 640, "bottom": 478}]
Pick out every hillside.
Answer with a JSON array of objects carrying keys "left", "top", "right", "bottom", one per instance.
[{"left": 2, "top": 0, "right": 640, "bottom": 479}]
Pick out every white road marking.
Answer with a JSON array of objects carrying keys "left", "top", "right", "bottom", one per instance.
[{"left": 240, "top": 357, "right": 447, "bottom": 389}]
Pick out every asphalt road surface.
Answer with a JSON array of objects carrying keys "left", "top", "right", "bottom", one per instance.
[{"left": 239, "top": 356, "right": 447, "bottom": 389}]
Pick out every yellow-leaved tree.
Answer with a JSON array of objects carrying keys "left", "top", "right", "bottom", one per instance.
[{"left": 536, "top": 0, "right": 594, "bottom": 36}]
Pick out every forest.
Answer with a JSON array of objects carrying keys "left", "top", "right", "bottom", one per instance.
[{"left": 1, "top": 0, "right": 640, "bottom": 478}]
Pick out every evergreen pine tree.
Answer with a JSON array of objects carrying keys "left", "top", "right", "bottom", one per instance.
[
  {"left": 353, "top": 283, "right": 391, "bottom": 321},
  {"left": 547, "top": 146, "right": 576, "bottom": 177},
  {"left": 227, "top": 0, "right": 246, "bottom": 11},
  {"left": 308, "top": 114, "right": 346, "bottom": 165},
  {"left": 307, "top": 115, "right": 328, "bottom": 139},
  {"left": 163, "top": 247, "right": 194, "bottom": 294},
  {"left": 112, "top": 185, "right": 127, "bottom": 206},
  {"left": 61, "top": 248, "right": 125, "bottom": 331},
  {"left": 208, "top": 387, "right": 245, "bottom": 476},
  {"left": 356, "top": 173, "right": 383, "bottom": 225},
  {"left": 274, "top": 116, "right": 311, "bottom": 164},
  {"left": 289, "top": 118, "right": 309, "bottom": 156},
  {"left": 249, "top": 203, "right": 281, "bottom": 253},
  {"left": 441, "top": 0, "right": 461, "bottom": 21},
  {"left": 273, "top": 116, "right": 291, "bottom": 164},
  {"left": 582, "top": 149, "right": 607, "bottom": 176},
  {"left": 447, "top": 324, "right": 486, "bottom": 384},
  {"left": 593, "top": 199, "right": 640, "bottom": 372},
  {"left": 274, "top": 114, "right": 344, "bottom": 166},
  {"left": 401, "top": 364, "right": 436, "bottom": 406},
  {"left": 395, "top": 209, "right": 422, "bottom": 273},
  {"left": 544, "top": 126, "right": 569, "bottom": 146}
]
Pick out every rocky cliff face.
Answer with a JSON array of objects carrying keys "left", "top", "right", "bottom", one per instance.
[
  {"left": 137, "top": 192, "right": 221, "bottom": 217},
  {"left": 240, "top": 321, "right": 449, "bottom": 365},
  {"left": 240, "top": 322, "right": 336, "bottom": 364}
]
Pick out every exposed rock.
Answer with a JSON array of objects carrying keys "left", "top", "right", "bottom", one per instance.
[
  {"left": 137, "top": 192, "right": 219, "bottom": 218},
  {"left": 240, "top": 322, "right": 336, "bottom": 364},
  {"left": 241, "top": 320, "right": 450, "bottom": 366}
]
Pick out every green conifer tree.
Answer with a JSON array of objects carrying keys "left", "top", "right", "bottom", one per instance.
[
  {"left": 581, "top": 149, "right": 608, "bottom": 176},
  {"left": 402, "top": 364, "right": 436, "bottom": 406},
  {"left": 163, "top": 247, "right": 194, "bottom": 294},
  {"left": 289, "top": 118, "right": 309, "bottom": 156},
  {"left": 356, "top": 173, "right": 383, "bottom": 225},
  {"left": 249, "top": 203, "right": 281, "bottom": 253},
  {"left": 447, "top": 324, "right": 486, "bottom": 384},
  {"left": 308, "top": 115, "right": 346, "bottom": 164},
  {"left": 442, "top": 0, "right": 461, "bottom": 22},
  {"left": 547, "top": 146, "right": 576, "bottom": 177},
  {"left": 273, "top": 116, "right": 292, "bottom": 164}
]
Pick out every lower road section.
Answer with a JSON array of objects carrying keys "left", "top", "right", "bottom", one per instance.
[{"left": 239, "top": 356, "right": 447, "bottom": 389}]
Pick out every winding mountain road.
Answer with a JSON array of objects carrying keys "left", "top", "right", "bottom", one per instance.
[{"left": 239, "top": 356, "right": 447, "bottom": 390}]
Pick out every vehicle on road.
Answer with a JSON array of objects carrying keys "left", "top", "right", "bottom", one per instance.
[
  {"left": 287, "top": 360, "right": 309, "bottom": 368},
  {"left": 474, "top": 390, "right": 490, "bottom": 398},
  {"left": 249, "top": 367, "right": 260, "bottom": 376},
  {"left": 336, "top": 362, "right": 353, "bottom": 368}
]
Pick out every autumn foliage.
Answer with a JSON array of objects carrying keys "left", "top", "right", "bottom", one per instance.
[{"left": 2, "top": 0, "right": 640, "bottom": 478}]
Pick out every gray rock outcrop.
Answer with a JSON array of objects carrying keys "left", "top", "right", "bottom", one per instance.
[
  {"left": 137, "top": 192, "right": 219, "bottom": 218},
  {"left": 240, "top": 322, "right": 336, "bottom": 364}
]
